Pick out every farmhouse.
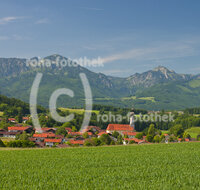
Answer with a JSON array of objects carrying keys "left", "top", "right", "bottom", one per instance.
[
  {"left": 97, "top": 131, "right": 107, "bottom": 137},
  {"left": 35, "top": 127, "right": 56, "bottom": 134},
  {"left": 106, "top": 124, "right": 134, "bottom": 135},
  {"left": 123, "top": 132, "right": 138, "bottom": 138},
  {"left": 0, "top": 131, "right": 18, "bottom": 138},
  {"left": 8, "top": 126, "right": 33, "bottom": 133},
  {"left": 8, "top": 118, "right": 16, "bottom": 123},
  {"left": 22, "top": 117, "right": 30, "bottom": 123},
  {"left": 44, "top": 138, "right": 62, "bottom": 147},
  {"left": 69, "top": 139, "right": 85, "bottom": 146},
  {"left": 123, "top": 138, "right": 145, "bottom": 145},
  {"left": 68, "top": 132, "right": 82, "bottom": 136},
  {"left": 81, "top": 126, "right": 101, "bottom": 133}
]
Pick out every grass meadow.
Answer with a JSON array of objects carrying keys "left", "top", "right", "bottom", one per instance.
[{"left": 0, "top": 143, "right": 200, "bottom": 189}]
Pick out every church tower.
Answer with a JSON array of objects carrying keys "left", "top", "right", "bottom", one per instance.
[{"left": 129, "top": 107, "right": 135, "bottom": 131}]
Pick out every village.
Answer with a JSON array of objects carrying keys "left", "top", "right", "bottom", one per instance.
[{"left": 0, "top": 115, "right": 192, "bottom": 148}]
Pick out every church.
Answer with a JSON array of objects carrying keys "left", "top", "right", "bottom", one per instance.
[{"left": 106, "top": 109, "right": 135, "bottom": 135}]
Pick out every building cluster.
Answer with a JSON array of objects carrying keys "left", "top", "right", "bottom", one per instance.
[{"left": 0, "top": 117, "right": 191, "bottom": 148}]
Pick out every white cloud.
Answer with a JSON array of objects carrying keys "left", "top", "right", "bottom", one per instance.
[
  {"left": 101, "top": 41, "right": 197, "bottom": 64},
  {"left": 0, "top": 16, "right": 24, "bottom": 24}
]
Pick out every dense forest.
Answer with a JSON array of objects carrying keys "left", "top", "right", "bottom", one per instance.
[
  {"left": 0, "top": 95, "right": 46, "bottom": 117},
  {"left": 1, "top": 94, "right": 200, "bottom": 136}
]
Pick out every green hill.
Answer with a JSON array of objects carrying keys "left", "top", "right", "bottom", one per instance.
[{"left": 0, "top": 55, "right": 200, "bottom": 110}]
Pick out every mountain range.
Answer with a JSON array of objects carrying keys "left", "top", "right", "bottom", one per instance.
[{"left": 1, "top": 54, "right": 200, "bottom": 110}]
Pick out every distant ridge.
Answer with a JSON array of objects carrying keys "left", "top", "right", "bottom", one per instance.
[{"left": 0, "top": 55, "right": 200, "bottom": 110}]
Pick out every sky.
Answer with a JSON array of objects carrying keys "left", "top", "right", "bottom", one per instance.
[{"left": 0, "top": 0, "right": 200, "bottom": 77}]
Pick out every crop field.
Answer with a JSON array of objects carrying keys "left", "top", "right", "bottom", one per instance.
[
  {"left": 59, "top": 108, "right": 99, "bottom": 114},
  {"left": 161, "top": 130, "right": 169, "bottom": 134},
  {"left": 186, "top": 127, "right": 200, "bottom": 138},
  {"left": 0, "top": 111, "right": 3, "bottom": 116},
  {"left": 0, "top": 143, "right": 200, "bottom": 189}
]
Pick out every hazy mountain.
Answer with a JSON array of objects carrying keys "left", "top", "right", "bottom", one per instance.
[
  {"left": 127, "top": 66, "right": 193, "bottom": 88},
  {"left": 0, "top": 54, "right": 199, "bottom": 110}
]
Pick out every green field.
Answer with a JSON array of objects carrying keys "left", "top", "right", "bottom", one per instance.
[
  {"left": 0, "top": 143, "right": 200, "bottom": 189},
  {"left": 189, "top": 79, "right": 200, "bottom": 88},
  {"left": 59, "top": 108, "right": 99, "bottom": 114},
  {"left": 138, "top": 97, "right": 156, "bottom": 102},
  {"left": 186, "top": 127, "right": 200, "bottom": 138},
  {"left": 0, "top": 111, "right": 3, "bottom": 116},
  {"left": 161, "top": 130, "right": 169, "bottom": 134}
]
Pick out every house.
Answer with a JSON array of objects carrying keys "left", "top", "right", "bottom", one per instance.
[
  {"left": 81, "top": 126, "right": 101, "bottom": 133},
  {"left": 15, "top": 124, "right": 23, "bottom": 127},
  {"left": 123, "top": 138, "right": 145, "bottom": 145},
  {"left": 97, "top": 131, "right": 107, "bottom": 138},
  {"left": 65, "top": 128, "right": 72, "bottom": 132},
  {"left": 44, "top": 138, "right": 62, "bottom": 147},
  {"left": 0, "top": 129, "right": 6, "bottom": 137},
  {"left": 22, "top": 117, "right": 30, "bottom": 123},
  {"left": 29, "top": 137, "right": 37, "bottom": 142},
  {"left": 68, "top": 132, "right": 82, "bottom": 136},
  {"left": 8, "top": 126, "right": 33, "bottom": 133},
  {"left": 106, "top": 124, "right": 134, "bottom": 135},
  {"left": 69, "top": 139, "right": 85, "bottom": 146},
  {"left": 33, "top": 133, "right": 56, "bottom": 138},
  {"left": 73, "top": 136, "right": 85, "bottom": 140},
  {"left": 35, "top": 127, "right": 56, "bottom": 134},
  {"left": 163, "top": 134, "right": 170, "bottom": 143},
  {"left": 8, "top": 118, "right": 16, "bottom": 123},
  {"left": 1, "top": 131, "right": 18, "bottom": 138},
  {"left": 33, "top": 133, "right": 56, "bottom": 142},
  {"left": 35, "top": 142, "right": 45, "bottom": 148},
  {"left": 123, "top": 132, "right": 138, "bottom": 138},
  {"left": 85, "top": 132, "right": 93, "bottom": 138}
]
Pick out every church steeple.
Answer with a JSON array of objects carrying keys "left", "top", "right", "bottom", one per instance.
[{"left": 129, "top": 107, "right": 135, "bottom": 131}]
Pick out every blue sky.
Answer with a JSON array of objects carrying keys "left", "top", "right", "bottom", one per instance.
[{"left": 0, "top": 0, "right": 200, "bottom": 77}]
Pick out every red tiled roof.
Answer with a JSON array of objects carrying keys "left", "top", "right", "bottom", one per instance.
[
  {"left": 29, "top": 137, "right": 36, "bottom": 142},
  {"left": 33, "top": 133, "right": 55, "bottom": 138},
  {"left": 55, "top": 135, "right": 64, "bottom": 139},
  {"left": 107, "top": 124, "right": 134, "bottom": 131},
  {"left": 8, "top": 126, "right": 29, "bottom": 131},
  {"left": 81, "top": 126, "right": 101, "bottom": 132},
  {"left": 97, "top": 131, "right": 107, "bottom": 136},
  {"left": 124, "top": 138, "right": 144, "bottom": 143},
  {"left": 44, "top": 138, "right": 62, "bottom": 143},
  {"left": 65, "top": 128, "right": 72, "bottom": 132},
  {"left": 163, "top": 134, "right": 169, "bottom": 136},
  {"left": 68, "top": 132, "right": 82, "bottom": 136},
  {"left": 123, "top": 132, "right": 138, "bottom": 136},
  {"left": 22, "top": 117, "right": 29, "bottom": 120},
  {"left": 87, "top": 132, "right": 93, "bottom": 136},
  {"left": 70, "top": 140, "right": 85, "bottom": 145},
  {"left": 185, "top": 138, "right": 190, "bottom": 142},
  {"left": 8, "top": 118, "right": 16, "bottom": 121},
  {"left": 41, "top": 128, "right": 55, "bottom": 131}
]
